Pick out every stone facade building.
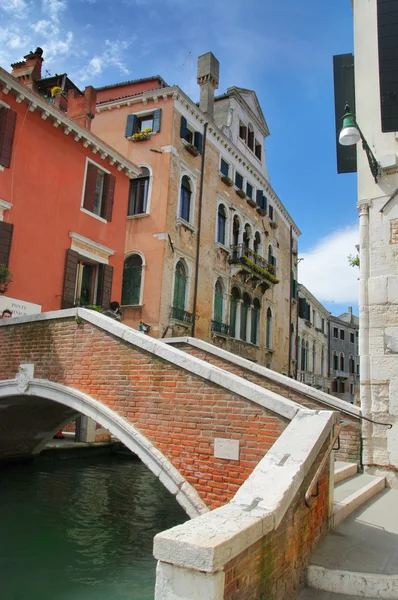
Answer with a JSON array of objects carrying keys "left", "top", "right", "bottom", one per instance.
[
  {"left": 296, "top": 284, "right": 330, "bottom": 393},
  {"left": 329, "top": 309, "right": 359, "bottom": 405},
  {"left": 92, "top": 53, "right": 300, "bottom": 374}
]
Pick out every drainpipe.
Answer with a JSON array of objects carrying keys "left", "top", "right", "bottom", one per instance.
[
  {"left": 288, "top": 225, "right": 293, "bottom": 376},
  {"left": 191, "top": 122, "right": 208, "bottom": 337}
]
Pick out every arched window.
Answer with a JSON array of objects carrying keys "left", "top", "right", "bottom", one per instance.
[
  {"left": 128, "top": 167, "right": 150, "bottom": 215},
  {"left": 213, "top": 279, "right": 224, "bottom": 324},
  {"left": 241, "top": 293, "right": 251, "bottom": 341},
  {"left": 340, "top": 352, "right": 345, "bottom": 371},
  {"left": 253, "top": 232, "right": 261, "bottom": 256},
  {"left": 268, "top": 244, "right": 273, "bottom": 264},
  {"left": 312, "top": 343, "right": 316, "bottom": 373},
  {"left": 349, "top": 354, "right": 355, "bottom": 374},
  {"left": 232, "top": 215, "right": 240, "bottom": 247},
  {"left": 333, "top": 351, "right": 338, "bottom": 370},
  {"left": 230, "top": 287, "right": 240, "bottom": 337},
  {"left": 122, "top": 254, "right": 143, "bottom": 305},
  {"left": 243, "top": 224, "right": 251, "bottom": 250},
  {"left": 247, "top": 123, "right": 254, "bottom": 151},
  {"left": 180, "top": 175, "right": 192, "bottom": 222},
  {"left": 217, "top": 204, "right": 227, "bottom": 245},
  {"left": 301, "top": 338, "right": 306, "bottom": 371},
  {"left": 266, "top": 307, "right": 273, "bottom": 349},
  {"left": 251, "top": 298, "right": 261, "bottom": 345},
  {"left": 173, "top": 260, "right": 188, "bottom": 313}
]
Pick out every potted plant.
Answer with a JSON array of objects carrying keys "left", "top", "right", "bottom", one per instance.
[
  {"left": 131, "top": 127, "right": 152, "bottom": 142},
  {"left": 185, "top": 143, "right": 199, "bottom": 157},
  {"left": 220, "top": 175, "right": 233, "bottom": 187},
  {"left": 0, "top": 264, "right": 13, "bottom": 294},
  {"left": 247, "top": 197, "right": 257, "bottom": 208},
  {"left": 236, "top": 188, "right": 246, "bottom": 199}
]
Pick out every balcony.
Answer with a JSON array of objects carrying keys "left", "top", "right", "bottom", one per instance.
[
  {"left": 333, "top": 369, "right": 349, "bottom": 379},
  {"left": 298, "top": 371, "right": 329, "bottom": 390},
  {"left": 229, "top": 244, "right": 279, "bottom": 286},
  {"left": 211, "top": 320, "right": 231, "bottom": 336},
  {"left": 170, "top": 307, "right": 194, "bottom": 324}
]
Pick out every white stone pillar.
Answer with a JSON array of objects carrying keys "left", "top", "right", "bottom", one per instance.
[
  {"left": 75, "top": 416, "right": 96, "bottom": 443},
  {"left": 247, "top": 304, "right": 253, "bottom": 343},
  {"left": 235, "top": 299, "right": 242, "bottom": 340}
]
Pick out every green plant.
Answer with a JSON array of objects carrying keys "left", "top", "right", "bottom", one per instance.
[
  {"left": 348, "top": 254, "right": 360, "bottom": 267},
  {"left": 0, "top": 264, "right": 13, "bottom": 285},
  {"left": 241, "top": 255, "right": 280, "bottom": 284},
  {"left": 131, "top": 128, "right": 152, "bottom": 142},
  {"left": 185, "top": 143, "right": 199, "bottom": 156},
  {"left": 82, "top": 304, "right": 104, "bottom": 313},
  {"left": 221, "top": 175, "right": 233, "bottom": 187}
]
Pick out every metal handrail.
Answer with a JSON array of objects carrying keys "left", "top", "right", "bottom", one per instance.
[{"left": 305, "top": 422, "right": 343, "bottom": 508}]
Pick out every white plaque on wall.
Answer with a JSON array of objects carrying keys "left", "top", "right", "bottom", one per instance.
[
  {"left": 214, "top": 438, "right": 240, "bottom": 461},
  {"left": 0, "top": 295, "right": 42, "bottom": 317}
]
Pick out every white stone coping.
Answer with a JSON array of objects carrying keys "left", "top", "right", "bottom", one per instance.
[
  {"left": 165, "top": 336, "right": 362, "bottom": 419},
  {"left": 0, "top": 308, "right": 304, "bottom": 421},
  {"left": 0, "top": 377, "right": 207, "bottom": 518},
  {"left": 69, "top": 232, "right": 116, "bottom": 256},
  {"left": 153, "top": 409, "right": 339, "bottom": 573}
]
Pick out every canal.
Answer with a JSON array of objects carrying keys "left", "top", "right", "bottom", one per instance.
[{"left": 0, "top": 454, "right": 188, "bottom": 599}]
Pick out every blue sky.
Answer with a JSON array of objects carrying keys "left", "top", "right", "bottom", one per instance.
[{"left": 0, "top": 0, "right": 359, "bottom": 316}]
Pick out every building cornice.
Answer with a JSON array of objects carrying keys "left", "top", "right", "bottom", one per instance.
[
  {"left": 298, "top": 283, "right": 331, "bottom": 317},
  {"left": 0, "top": 68, "right": 141, "bottom": 179},
  {"left": 96, "top": 85, "right": 301, "bottom": 237}
]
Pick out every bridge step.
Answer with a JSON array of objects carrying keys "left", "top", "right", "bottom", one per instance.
[
  {"left": 333, "top": 473, "right": 385, "bottom": 527},
  {"left": 305, "top": 487, "right": 398, "bottom": 599},
  {"left": 334, "top": 461, "right": 358, "bottom": 484},
  {"left": 297, "top": 586, "right": 379, "bottom": 599}
]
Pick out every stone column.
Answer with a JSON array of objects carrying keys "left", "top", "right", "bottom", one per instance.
[
  {"left": 235, "top": 300, "right": 242, "bottom": 340},
  {"left": 247, "top": 305, "right": 253, "bottom": 343},
  {"left": 75, "top": 416, "right": 96, "bottom": 443}
]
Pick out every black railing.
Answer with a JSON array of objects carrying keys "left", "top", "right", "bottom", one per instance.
[
  {"left": 170, "top": 306, "right": 194, "bottom": 323},
  {"left": 229, "top": 244, "right": 276, "bottom": 276},
  {"left": 211, "top": 320, "right": 231, "bottom": 335}
]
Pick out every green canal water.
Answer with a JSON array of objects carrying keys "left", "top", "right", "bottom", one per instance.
[{"left": 0, "top": 455, "right": 188, "bottom": 600}]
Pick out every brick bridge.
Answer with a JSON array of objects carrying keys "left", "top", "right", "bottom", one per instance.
[{"left": 0, "top": 309, "right": 361, "bottom": 518}]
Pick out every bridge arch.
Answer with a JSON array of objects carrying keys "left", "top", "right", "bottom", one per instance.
[{"left": 0, "top": 377, "right": 208, "bottom": 518}]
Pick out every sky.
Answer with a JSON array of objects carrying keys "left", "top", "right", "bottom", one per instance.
[{"left": 0, "top": 0, "right": 359, "bottom": 316}]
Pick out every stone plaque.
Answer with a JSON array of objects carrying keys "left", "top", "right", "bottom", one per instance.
[
  {"left": 214, "top": 438, "right": 240, "bottom": 461},
  {"left": 0, "top": 295, "right": 41, "bottom": 317}
]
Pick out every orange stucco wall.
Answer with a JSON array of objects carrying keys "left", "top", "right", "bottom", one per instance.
[
  {"left": 92, "top": 97, "right": 175, "bottom": 332},
  {"left": 0, "top": 93, "right": 130, "bottom": 311}
]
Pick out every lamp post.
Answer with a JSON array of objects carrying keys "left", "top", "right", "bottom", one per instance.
[{"left": 339, "top": 104, "right": 380, "bottom": 183}]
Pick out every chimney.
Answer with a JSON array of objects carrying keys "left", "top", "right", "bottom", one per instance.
[
  {"left": 10, "top": 47, "right": 43, "bottom": 90},
  {"left": 197, "top": 52, "right": 219, "bottom": 119},
  {"left": 348, "top": 306, "right": 353, "bottom": 322},
  {"left": 66, "top": 86, "right": 97, "bottom": 130}
]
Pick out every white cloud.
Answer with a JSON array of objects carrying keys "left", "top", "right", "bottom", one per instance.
[
  {"left": 299, "top": 225, "right": 359, "bottom": 304},
  {"left": 1, "top": 0, "right": 28, "bottom": 19},
  {"left": 75, "top": 39, "right": 132, "bottom": 82},
  {"left": 41, "top": 0, "right": 66, "bottom": 22},
  {"left": 42, "top": 30, "right": 74, "bottom": 61}
]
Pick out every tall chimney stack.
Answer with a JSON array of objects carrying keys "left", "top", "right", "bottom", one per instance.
[
  {"left": 10, "top": 47, "right": 43, "bottom": 90},
  {"left": 197, "top": 52, "right": 219, "bottom": 119}
]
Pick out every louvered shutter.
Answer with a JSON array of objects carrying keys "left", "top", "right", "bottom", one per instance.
[
  {"left": 256, "top": 189, "right": 263, "bottom": 207},
  {"left": 377, "top": 0, "right": 398, "bottom": 132},
  {"left": 333, "top": 53, "right": 357, "bottom": 173},
  {"left": 269, "top": 205, "right": 274, "bottom": 221},
  {"left": 0, "top": 221, "right": 13, "bottom": 267},
  {"left": 102, "top": 173, "right": 115, "bottom": 221},
  {"left": 306, "top": 302, "right": 311, "bottom": 321},
  {"left": 194, "top": 131, "right": 203, "bottom": 153},
  {"left": 125, "top": 114, "right": 137, "bottom": 138},
  {"left": 83, "top": 163, "right": 97, "bottom": 212},
  {"left": 0, "top": 107, "right": 16, "bottom": 168},
  {"left": 230, "top": 298, "right": 237, "bottom": 337},
  {"left": 152, "top": 109, "right": 162, "bottom": 133},
  {"left": 214, "top": 288, "right": 223, "bottom": 323},
  {"left": 180, "top": 115, "right": 187, "bottom": 139},
  {"left": 97, "top": 264, "right": 113, "bottom": 309},
  {"left": 62, "top": 249, "right": 79, "bottom": 309},
  {"left": 299, "top": 297, "right": 307, "bottom": 319}
]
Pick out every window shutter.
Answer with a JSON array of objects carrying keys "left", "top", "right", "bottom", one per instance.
[
  {"left": 299, "top": 297, "right": 307, "bottom": 319},
  {"left": 306, "top": 302, "right": 311, "bottom": 321},
  {"left": 333, "top": 54, "right": 357, "bottom": 173},
  {"left": 263, "top": 194, "right": 267, "bottom": 212},
  {"left": 83, "top": 163, "right": 97, "bottom": 212},
  {"left": 377, "top": 0, "right": 398, "bottom": 132},
  {"left": 97, "top": 264, "right": 113, "bottom": 309},
  {"left": 0, "top": 221, "right": 14, "bottom": 267},
  {"left": 180, "top": 115, "right": 187, "bottom": 139},
  {"left": 256, "top": 189, "right": 263, "bottom": 207},
  {"left": 125, "top": 114, "right": 137, "bottom": 138},
  {"left": 152, "top": 109, "right": 162, "bottom": 133},
  {"left": 62, "top": 249, "right": 79, "bottom": 309},
  {"left": 0, "top": 107, "right": 17, "bottom": 168},
  {"left": 269, "top": 205, "right": 274, "bottom": 220},
  {"left": 194, "top": 131, "right": 203, "bottom": 153},
  {"left": 102, "top": 173, "right": 115, "bottom": 221},
  {"left": 214, "top": 288, "right": 223, "bottom": 323}
]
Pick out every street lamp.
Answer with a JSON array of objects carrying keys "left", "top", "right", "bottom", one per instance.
[{"left": 339, "top": 104, "right": 379, "bottom": 183}]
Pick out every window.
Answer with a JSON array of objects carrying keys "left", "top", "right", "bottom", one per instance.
[
  {"left": 180, "top": 116, "right": 202, "bottom": 152},
  {"left": 331, "top": 380, "right": 338, "bottom": 393},
  {"left": 333, "top": 351, "right": 338, "bottom": 370},
  {"left": 239, "top": 121, "right": 247, "bottom": 141},
  {"left": 247, "top": 124, "right": 254, "bottom": 151},
  {"left": 235, "top": 171, "right": 244, "bottom": 190},
  {"left": 173, "top": 260, "right": 188, "bottom": 312},
  {"left": 340, "top": 352, "right": 345, "bottom": 371},
  {"left": 213, "top": 279, "right": 224, "bottom": 325},
  {"left": 246, "top": 182, "right": 253, "bottom": 199},
  {"left": 62, "top": 249, "right": 113, "bottom": 310},
  {"left": 243, "top": 224, "right": 252, "bottom": 249},
  {"left": 128, "top": 167, "right": 150, "bottom": 215},
  {"left": 290, "top": 324, "right": 295, "bottom": 362},
  {"left": 255, "top": 140, "right": 262, "bottom": 160},
  {"left": 340, "top": 329, "right": 345, "bottom": 340},
  {"left": 349, "top": 354, "right": 355, "bottom": 374},
  {"left": 125, "top": 109, "right": 162, "bottom": 137},
  {"left": 321, "top": 318, "right": 325, "bottom": 333},
  {"left": 268, "top": 204, "right": 274, "bottom": 221},
  {"left": 232, "top": 215, "right": 240, "bottom": 246},
  {"left": 251, "top": 298, "right": 261, "bottom": 345},
  {"left": 82, "top": 161, "right": 115, "bottom": 221},
  {"left": 180, "top": 175, "right": 192, "bottom": 222},
  {"left": 240, "top": 293, "right": 251, "bottom": 341},
  {"left": 340, "top": 381, "right": 345, "bottom": 394},
  {"left": 217, "top": 204, "right": 227, "bottom": 245},
  {"left": 333, "top": 327, "right": 338, "bottom": 338},
  {"left": 122, "top": 254, "right": 143, "bottom": 306},
  {"left": 75, "top": 260, "right": 97, "bottom": 305},
  {"left": 253, "top": 232, "right": 261, "bottom": 255},
  {"left": 313, "top": 309, "right": 316, "bottom": 327},
  {"left": 230, "top": 287, "right": 240, "bottom": 337},
  {"left": 0, "top": 105, "right": 17, "bottom": 168},
  {"left": 220, "top": 158, "right": 230, "bottom": 177},
  {"left": 266, "top": 307, "right": 273, "bottom": 349},
  {"left": 350, "top": 383, "right": 354, "bottom": 395},
  {"left": 350, "top": 332, "right": 355, "bottom": 343}
]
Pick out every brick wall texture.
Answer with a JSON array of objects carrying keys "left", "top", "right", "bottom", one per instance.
[
  {"left": 223, "top": 438, "right": 330, "bottom": 600},
  {"left": 0, "top": 318, "right": 289, "bottom": 509},
  {"left": 174, "top": 343, "right": 361, "bottom": 464}
]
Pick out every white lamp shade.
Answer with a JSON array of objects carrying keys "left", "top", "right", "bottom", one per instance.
[{"left": 339, "top": 126, "right": 361, "bottom": 146}]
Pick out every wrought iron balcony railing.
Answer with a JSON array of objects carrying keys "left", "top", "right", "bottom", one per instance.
[
  {"left": 229, "top": 244, "right": 277, "bottom": 281},
  {"left": 211, "top": 320, "right": 231, "bottom": 336},
  {"left": 170, "top": 307, "right": 194, "bottom": 324}
]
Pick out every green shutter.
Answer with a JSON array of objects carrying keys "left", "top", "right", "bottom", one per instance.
[
  {"left": 230, "top": 298, "right": 237, "bottom": 337},
  {"left": 251, "top": 306, "right": 258, "bottom": 344},
  {"left": 125, "top": 114, "right": 136, "bottom": 138},
  {"left": 173, "top": 268, "right": 186, "bottom": 310},
  {"left": 194, "top": 131, "right": 203, "bottom": 153},
  {"left": 122, "top": 265, "right": 142, "bottom": 305},
  {"left": 180, "top": 116, "right": 187, "bottom": 139},
  {"left": 214, "top": 288, "right": 223, "bottom": 323},
  {"left": 240, "top": 303, "right": 248, "bottom": 340},
  {"left": 152, "top": 109, "right": 162, "bottom": 133}
]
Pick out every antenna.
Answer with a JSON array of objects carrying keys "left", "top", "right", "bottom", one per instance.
[
  {"left": 45, "top": 69, "right": 52, "bottom": 77},
  {"left": 183, "top": 51, "right": 191, "bottom": 96}
]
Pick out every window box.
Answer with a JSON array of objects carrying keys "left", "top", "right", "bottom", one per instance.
[
  {"left": 220, "top": 175, "right": 233, "bottom": 187},
  {"left": 247, "top": 198, "right": 257, "bottom": 208},
  {"left": 236, "top": 189, "right": 246, "bottom": 199},
  {"left": 131, "top": 130, "right": 151, "bottom": 142},
  {"left": 256, "top": 207, "right": 267, "bottom": 216},
  {"left": 184, "top": 143, "right": 199, "bottom": 157},
  {"left": 270, "top": 221, "right": 278, "bottom": 229}
]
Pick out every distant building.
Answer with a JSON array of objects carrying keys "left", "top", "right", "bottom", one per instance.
[
  {"left": 297, "top": 284, "right": 330, "bottom": 394},
  {"left": 92, "top": 52, "right": 300, "bottom": 373},
  {"left": 329, "top": 308, "right": 359, "bottom": 404},
  {"left": 0, "top": 48, "right": 140, "bottom": 313}
]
